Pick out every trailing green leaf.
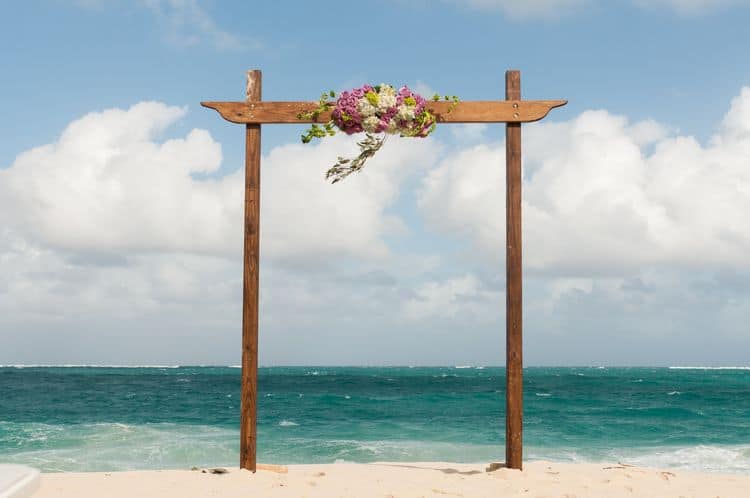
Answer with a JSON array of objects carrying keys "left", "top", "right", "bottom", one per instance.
[{"left": 324, "top": 133, "right": 387, "bottom": 184}]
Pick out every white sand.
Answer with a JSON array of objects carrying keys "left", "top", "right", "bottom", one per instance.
[{"left": 32, "top": 461, "right": 750, "bottom": 498}]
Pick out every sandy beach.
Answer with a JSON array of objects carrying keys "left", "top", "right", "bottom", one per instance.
[{"left": 32, "top": 461, "right": 750, "bottom": 498}]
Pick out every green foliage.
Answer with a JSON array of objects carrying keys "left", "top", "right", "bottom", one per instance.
[
  {"left": 365, "top": 91, "right": 379, "bottom": 106},
  {"left": 297, "top": 91, "right": 336, "bottom": 143},
  {"left": 432, "top": 94, "right": 460, "bottom": 113},
  {"left": 399, "top": 110, "right": 437, "bottom": 138}
]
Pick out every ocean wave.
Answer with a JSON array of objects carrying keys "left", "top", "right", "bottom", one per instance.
[
  {"left": 0, "top": 364, "right": 181, "bottom": 369},
  {"left": 0, "top": 422, "right": 237, "bottom": 472},
  {"left": 3, "top": 422, "right": 750, "bottom": 474},
  {"left": 668, "top": 366, "right": 750, "bottom": 370}
]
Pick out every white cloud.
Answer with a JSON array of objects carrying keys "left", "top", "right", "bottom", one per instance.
[
  {"left": 449, "top": 0, "right": 589, "bottom": 19},
  {"left": 0, "top": 101, "right": 441, "bottom": 332},
  {"left": 412, "top": 81, "right": 437, "bottom": 99},
  {"left": 418, "top": 86, "right": 750, "bottom": 276},
  {"left": 261, "top": 135, "right": 440, "bottom": 266},
  {"left": 0, "top": 102, "right": 237, "bottom": 257},
  {"left": 450, "top": 124, "right": 489, "bottom": 143},
  {"left": 632, "top": 0, "right": 749, "bottom": 14},
  {"left": 449, "top": 0, "right": 747, "bottom": 17},
  {"left": 72, "top": 0, "right": 110, "bottom": 9},
  {"left": 142, "top": 0, "right": 255, "bottom": 50},
  {"left": 0, "top": 102, "right": 443, "bottom": 265},
  {"left": 0, "top": 235, "right": 239, "bottom": 324},
  {"left": 403, "top": 274, "right": 502, "bottom": 321}
]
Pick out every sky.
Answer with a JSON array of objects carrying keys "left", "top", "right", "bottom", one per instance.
[{"left": 1, "top": 0, "right": 750, "bottom": 366}]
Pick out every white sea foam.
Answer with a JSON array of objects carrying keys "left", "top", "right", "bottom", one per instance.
[
  {"left": 667, "top": 391, "right": 681, "bottom": 395},
  {"left": 613, "top": 445, "right": 750, "bottom": 474},
  {"left": 535, "top": 393, "right": 552, "bottom": 397},
  {"left": 279, "top": 420, "right": 299, "bottom": 427},
  {"left": 302, "top": 438, "right": 500, "bottom": 463},
  {"left": 529, "top": 445, "right": 750, "bottom": 474}
]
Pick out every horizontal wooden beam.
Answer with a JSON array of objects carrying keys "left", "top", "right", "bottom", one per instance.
[{"left": 200, "top": 100, "right": 567, "bottom": 125}]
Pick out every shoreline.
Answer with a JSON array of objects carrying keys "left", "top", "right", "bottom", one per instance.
[{"left": 32, "top": 461, "right": 750, "bottom": 498}]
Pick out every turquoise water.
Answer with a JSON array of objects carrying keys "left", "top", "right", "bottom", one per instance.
[{"left": 1, "top": 366, "right": 749, "bottom": 473}]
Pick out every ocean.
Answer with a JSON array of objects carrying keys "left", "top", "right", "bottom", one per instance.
[{"left": 1, "top": 366, "right": 749, "bottom": 473}]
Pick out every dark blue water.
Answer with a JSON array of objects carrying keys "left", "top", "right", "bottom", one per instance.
[{"left": 1, "top": 366, "right": 749, "bottom": 472}]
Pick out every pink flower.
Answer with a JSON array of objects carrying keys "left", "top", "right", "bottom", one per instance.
[{"left": 376, "top": 118, "right": 390, "bottom": 133}]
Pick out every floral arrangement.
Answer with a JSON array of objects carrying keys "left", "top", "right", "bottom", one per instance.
[{"left": 299, "top": 84, "right": 458, "bottom": 183}]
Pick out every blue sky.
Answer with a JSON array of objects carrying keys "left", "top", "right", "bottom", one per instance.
[{"left": 1, "top": 0, "right": 750, "bottom": 366}]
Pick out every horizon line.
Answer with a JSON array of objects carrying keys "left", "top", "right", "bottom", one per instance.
[{"left": 2, "top": 364, "right": 749, "bottom": 370}]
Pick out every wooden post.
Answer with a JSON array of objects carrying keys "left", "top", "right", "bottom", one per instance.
[
  {"left": 505, "top": 69, "right": 523, "bottom": 470},
  {"left": 240, "top": 69, "right": 261, "bottom": 472}
]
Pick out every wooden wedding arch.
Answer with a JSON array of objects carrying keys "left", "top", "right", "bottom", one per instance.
[{"left": 202, "top": 69, "right": 566, "bottom": 472}]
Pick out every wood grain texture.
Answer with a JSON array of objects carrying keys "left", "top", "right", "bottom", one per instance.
[
  {"left": 505, "top": 70, "right": 524, "bottom": 471},
  {"left": 201, "top": 100, "right": 566, "bottom": 124},
  {"left": 240, "top": 69, "right": 261, "bottom": 473}
]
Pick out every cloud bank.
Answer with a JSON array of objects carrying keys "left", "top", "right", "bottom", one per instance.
[
  {"left": 419, "top": 89, "right": 750, "bottom": 274},
  {"left": 2, "top": 85, "right": 750, "bottom": 364},
  {"left": 633, "top": 0, "right": 749, "bottom": 15},
  {"left": 451, "top": 0, "right": 748, "bottom": 18}
]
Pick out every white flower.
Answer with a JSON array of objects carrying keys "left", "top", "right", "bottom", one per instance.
[
  {"left": 357, "top": 98, "right": 377, "bottom": 118},
  {"left": 396, "top": 105, "right": 415, "bottom": 121},
  {"left": 385, "top": 119, "right": 399, "bottom": 134},
  {"left": 363, "top": 116, "right": 380, "bottom": 133},
  {"left": 378, "top": 94, "right": 397, "bottom": 111},
  {"left": 378, "top": 84, "right": 396, "bottom": 97}
]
